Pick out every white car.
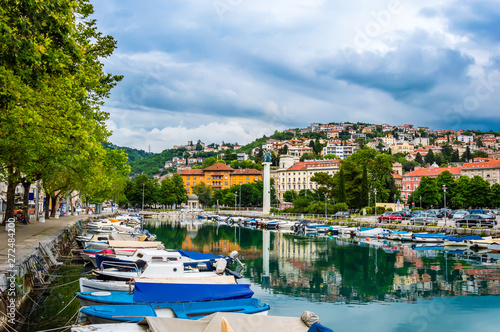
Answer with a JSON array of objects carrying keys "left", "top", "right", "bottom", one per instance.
[{"left": 453, "top": 210, "right": 468, "bottom": 219}]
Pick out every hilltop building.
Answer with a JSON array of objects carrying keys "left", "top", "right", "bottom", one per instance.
[{"left": 402, "top": 165, "right": 461, "bottom": 202}]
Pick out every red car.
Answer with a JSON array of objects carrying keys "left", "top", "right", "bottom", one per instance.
[{"left": 378, "top": 212, "right": 403, "bottom": 223}]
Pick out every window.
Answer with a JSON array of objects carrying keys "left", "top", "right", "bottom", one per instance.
[
  {"left": 187, "top": 182, "right": 190, "bottom": 186},
  {"left": 187, "top": 176, "right": 190, "bottom": 180},
  {"left": 246, "top": 177, "right": 249, "bottom": 180},
  {"left": 225, "top": 182, "right": 228, "bottom": 185},
  {"left": 225, "top": 176, "right": 228, "bottom": 180},
  {"left": 193, "top": 176, "right": 196, "bottom": 180},
  {"left": 193, "top": 182, "right": 196, "bottom": 186}
]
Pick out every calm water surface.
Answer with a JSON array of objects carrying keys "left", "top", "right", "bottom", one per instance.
[{"left": 26, "top": 218, "right": 500, "bottom": 332}]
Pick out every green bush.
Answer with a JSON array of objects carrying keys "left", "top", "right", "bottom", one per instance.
[
  {"left": 333, "top": 202, "right": 349, "bottom": 213},
  {"left": 375, "top": 206, "right": 385, "bottom": 214},
  {"left": 386, "top": 207, "right": 393, "bottom": 212},
  {"left": 362, "top": 206, "right": 373, "bottom": 215}
]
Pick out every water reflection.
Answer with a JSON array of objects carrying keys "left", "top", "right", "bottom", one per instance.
[{"left": 145, "top": 220, "right": 500, "bottom": 305}]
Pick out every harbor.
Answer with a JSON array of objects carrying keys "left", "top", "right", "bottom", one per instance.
[{"left": 2, "top": 212, "right": 500, "bottom": 331}]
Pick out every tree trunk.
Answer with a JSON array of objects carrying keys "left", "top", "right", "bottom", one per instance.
[
  {"left": 50, "top": 194, "right": 59, "bottom": 217},
  {"left": 21, "top": 179, "right": 31, "bottom": 223},
  {"left": 3, "top": 177, "right": 18, "bottom": 224},
  {"left": 44, "top": 194, "right": 51, "bottom": 219}
]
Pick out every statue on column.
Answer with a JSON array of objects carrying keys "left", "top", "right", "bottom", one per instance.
[{"left": 263, "top": 150, "right": 272, "bottom": 163}]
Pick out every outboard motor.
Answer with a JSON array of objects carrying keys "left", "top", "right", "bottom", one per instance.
[{"left": 229, "top": 250, "right": 245, "bottom": 269}]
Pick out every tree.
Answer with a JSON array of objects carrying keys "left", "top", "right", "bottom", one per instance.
[
  {"left": 0, "top": 1, "right": 122, "bottom": 223},
  {"left": 283, "top": 190, "right": 298, "bottom": 202},
  {"left": 413, "top": 176, "right": 440, "bottom": 208},
  {"left": 202, "top": 157, "right": 217, "bottom": 168},
  {"left": 323, "top": 154, "right": 338, "bottom": 160},
  {"left": 171, "top": 174, "right": 188, "bottom": 205},
  {"left": 424, "top": 149, "right": 435, "bottom": 165},
  {"left": 415, "top": 152, "right": 424, "bottom": 166},
  {"left": 461, "top": 146, "right": 472, "bottom": 162},
  {"left": 192, "top": 182, "right": 212, "bottom": 207},
  {"left": 472, "top": 151, "right": 489, "bottom": 159}
]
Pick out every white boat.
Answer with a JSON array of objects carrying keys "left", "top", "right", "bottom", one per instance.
[
  {"left": 79, "top": 274, "right": 237, "bottom": 292},
  {"left": 93, "top": 258, "right": 227, "bottom": 281},
  {"left": 487, "top": 242, "right": 500, "bottom": 251},
  {"left": 71, "top": 311, "right": 330, "bottom": 332},
  {"left": 356, "top": 228, "right": 392, "bottom": 238},
  {"left": 468, "top": 237, "right": 498, "bottom": 249}
]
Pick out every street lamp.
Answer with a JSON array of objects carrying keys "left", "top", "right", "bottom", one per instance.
[
  {"left": 420, "top": 196, "right": 422, "bottom": 209},
  {"left": 235, "top": 192, "right": 238, "bottom": 213},
  {"left": 324, "top": 193, "right": 328, "bottom": 220},
  {"left": 239, "top": 185, "right": 242, "bottom": 209},
  {"left": 442, "top": 185, "right": 447, "bottom": 226},
  {"left": 142, "top": 183, "right": 145, "bottom": 212},
  {"left": 374, "top": 189, "right": 378, "bottom": 219}
]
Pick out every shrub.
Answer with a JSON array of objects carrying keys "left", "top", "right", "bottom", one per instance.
[
  {"left": 362, "top": 206, "right": 373, "bottom": 215},
  {"left": 333, "top": 202, "right": 349, "bottom": 213},
  {"left": 386, "top": 207, "right": 393, "bottom": 212}
]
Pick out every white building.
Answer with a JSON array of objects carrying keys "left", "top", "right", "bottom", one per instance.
[
  {"left": 322, "top": 142, "right": 357, "bottom": 159},
  {"left": 272, "top": 155, "right": 340, "bottom": 201}
]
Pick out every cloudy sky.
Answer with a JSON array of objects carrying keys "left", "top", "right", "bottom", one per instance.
[{"left": 89, "top": 0, "right": 500, "bottom": 152}]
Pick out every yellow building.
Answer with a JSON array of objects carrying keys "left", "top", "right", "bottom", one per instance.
[{"left": 178, "top": 163, "right": 262, "bottom": 194}]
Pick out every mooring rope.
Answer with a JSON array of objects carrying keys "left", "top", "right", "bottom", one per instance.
[{"left": 53, "top": 294, "right": 77, "bottom": 317}]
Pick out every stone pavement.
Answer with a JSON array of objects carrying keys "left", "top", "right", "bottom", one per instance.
[{"left": 0, "top": 212, "right": 110, "bottom": 274}]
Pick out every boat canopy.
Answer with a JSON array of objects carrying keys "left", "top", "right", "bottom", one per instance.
[{"left": 446, "top": 235, "right": 483, "bottom": 242}]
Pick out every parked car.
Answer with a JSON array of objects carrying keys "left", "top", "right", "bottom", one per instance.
[
  {"left": 491, "top": 209, "right": 500, "bottom": 216},
  {"left": 452, "top": 210, "right": 469, "bottom": 219},
  {"left": 410, "top": 213, "right": 438, "bottom": 225},
  {"left": 426, "top": 209, "right": 444, "bottom": 218},
  {"left": 400, "top": 209, "right": 412, "bottom": 220},
  {"left": 470, "top": 209, "right": 496, "bottom": 217},
  {"left": 411, "top": 210, "right": 424, "bottom": 218},
  {"left": 440, "top": 208, "right": 453, "bottom": 218},
  {"left": 378, "top": 212, "right": 403, "bottom": 223},
  {"left": 455, "top": 214, "right": 497, "bottom": 228},
  {"left": 332, "top": 211, "right": 351, "bottom": 219}
]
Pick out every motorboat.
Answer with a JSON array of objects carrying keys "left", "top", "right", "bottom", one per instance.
[
  {"left": 444, "top": 235, "right": 482, "bottom": 247},
  {"left": 95, "top": 248, "right": 230, "bottom": 270},
  {"left": 80, "top": 298, "right": 270, "bottom": 324},
  {"left": 71, "top": 311, "right": 334, "bottom": 332},
  {"left": 355, "top": 227, "right": 392, "bottom": 238},
  {"left": 76, "top": 279, "right": 254, "bottom": 306},
  {"left": 79, "top": 275, "right": 237, "bottom": 292}
]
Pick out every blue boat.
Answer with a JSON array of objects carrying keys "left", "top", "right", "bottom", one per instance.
[
  {"left": 76, "top": 281, "right": 254, "bottom": 306},
  {"left": 81, "top": 298, "right": 270, "bottom": 324}
]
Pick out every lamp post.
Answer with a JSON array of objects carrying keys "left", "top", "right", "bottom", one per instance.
[
  {"left": 374, "top": 189, "right": 378, "bottom": 219},
  {"left": 442, "top": 185, "right": 447, "bottom": 226},
  {"left": 324, "top": 193, "right": 328, "bottom": 220},
  {"left": 239, "top": 185, "right": 242, "bottom": 209},
  {"left": 235, "top": 192, "right": 238, "bottom": 213},
  {"left": 142, "top": 183, "right": 145, "bottom": 212},
  {"left": 420, "top": 196, "right": 422, "bottom": 209}
]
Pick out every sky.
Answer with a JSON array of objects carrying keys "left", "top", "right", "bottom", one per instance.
[{"left": 89, "top": 0, "right": 500, "bottom": 152}]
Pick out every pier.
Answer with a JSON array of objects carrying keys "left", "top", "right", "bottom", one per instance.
[{"left": 0, "top": 212, "right": 111, "bottom": 331}]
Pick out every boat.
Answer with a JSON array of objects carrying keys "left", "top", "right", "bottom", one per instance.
[
  {"left": 468, "top": 237, "right": 499, "bottom": 249},
  {"left": 412, "top": 234, "right": 457, "bottom": 243},
  {"left": 386, "top": 231, "right": 412, "bottom": 241},
  {"left": 94, "top": 248, "right": 229, "bottom": 270},
  {"left": 487, "top": 242, "right": 500, "bottom": 251},
  {"left": 80, "top": 298, "right": 270, "bottom": 324},
  {"left": 444, "top": 235, "right": 482, "bottom": 247},
  {"left": 304, "top": 224, "right": 331, "bottom": 233},
  {"left": 76, "top": 279, "right": 254, "bottom": 306},
  {"left": 71, "top": 311, "right": 333, "bottom": 332},
  {"left": 79, "top": 275, "right": 237, "bottom": 292},
  {"left": 355, "top": 227, "right": 392, "bottom": 238}
]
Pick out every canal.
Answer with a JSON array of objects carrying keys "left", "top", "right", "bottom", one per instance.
[{"left": 26, "top": 219, "right": 500, "bottom": 332}]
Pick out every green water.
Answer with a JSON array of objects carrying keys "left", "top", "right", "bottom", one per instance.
[{"left": 25, "top": 220, "right": 500, "bottom": 332}]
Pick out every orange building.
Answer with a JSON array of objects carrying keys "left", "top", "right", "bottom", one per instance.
[{"left": 178, "top": 163, "right": 262, "bottom": 194}]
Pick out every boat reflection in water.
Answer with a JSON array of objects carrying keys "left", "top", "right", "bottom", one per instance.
[{"left": 145, "top": 220, "right": 500, "bottom": 331}]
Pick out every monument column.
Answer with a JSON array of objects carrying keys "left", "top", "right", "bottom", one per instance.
[{"left": 262, "top": 150, "right": 272, "bottom": 215}]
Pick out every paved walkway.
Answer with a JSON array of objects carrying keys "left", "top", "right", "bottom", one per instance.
[{"left": 0, "top": 212, "right": 111, "bottom": 274}]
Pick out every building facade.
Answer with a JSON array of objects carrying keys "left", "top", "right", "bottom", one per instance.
[
  {"left": 178, "top": 163, "right": 262, "bottom": 194},
  {"left": 273, "top": 155, "right": 340, "bottom": 201},
  {"left": 401, "top": 166, "right": 462, "bottom": 202},
  {"left": 461, "top": 160, "right": 500, "bottom": 185}
]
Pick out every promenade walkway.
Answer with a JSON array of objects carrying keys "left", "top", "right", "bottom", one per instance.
[{"left": 0, "top": 211, "right": 110, "bottom": 275}]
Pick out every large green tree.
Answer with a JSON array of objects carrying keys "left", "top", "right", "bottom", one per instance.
[{"left": 0, "top": 0, "right": 122, "bottom": 223}]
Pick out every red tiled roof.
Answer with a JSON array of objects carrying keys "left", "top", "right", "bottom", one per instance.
[
  {"left": 204, "top": 163, "right": 234, "bottom": 171},
  {"left": 403, "top": 167, "right": 461, "bottom": 177},
  {"left": 178, "top": 169, "right": 204, "bottom": 175},
  {"left": 288, "top": 160, "right": 340, "bottom": 171},
  {"left": 232, "top": 169, "right": 262, "bottom": 175},
  {"left": 462, "top": 161, "right": 500, "bottom": 169}
]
